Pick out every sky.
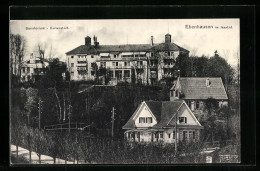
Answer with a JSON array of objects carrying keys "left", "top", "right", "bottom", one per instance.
[{"left": 10, "top": 19, "right": 239, "bottom": 66}]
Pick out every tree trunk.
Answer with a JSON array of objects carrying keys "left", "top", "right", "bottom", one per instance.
[
  {"left": 29, "top": 150, "right": 32, "bottom": 163},
  {"left": 63, "top": 92, "right": 66, "bottom": 121},
  {"left": 54, "top": 87, "right": 62, "bottom": 122},
  {"left": 16, "top": 145, "right": 18, "bottom": 159},
  {"left": 39, "top": 154, "right": 41, "bottom": 164}
]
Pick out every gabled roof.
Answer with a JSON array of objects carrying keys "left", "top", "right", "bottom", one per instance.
[
  {"left": 122, "top": 100, "right": 188, "bottom": 129},
  {"left": 173, "top": 77, "right": 228, "bottom": 100}
]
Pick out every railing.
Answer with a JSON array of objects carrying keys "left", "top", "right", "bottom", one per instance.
[
  {"left": 162, "top": 74, "right": 173, "bottom": 78},
  {"left": 163, "top": 56, "right": 175, "bottom": 59},
  {"left": 150, "top": 74, "right": 157, "bottom": 78},
  {"left": 163, "top": 65, "right": 174, "bottom": 68},
  {"left": 44, "top": 122, "right": 90, "bottom": 131},
  {"left": 149, "top": 65, "right": 157, "bottom": 69}
]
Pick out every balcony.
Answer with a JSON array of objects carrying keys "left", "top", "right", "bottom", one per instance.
[
  {"left": 162, "top": 74, "right": 173, "bottom": 78},
  {"left": 150, "top": 73, "right": 157, "bottom": 78},
  {"left": 163, "top": 65, "right": 174, "bottom": 68},
  {"left": 136, "top": 65, "right": 144, "bottom": 70},
  {"left": 149, "top": 57, "right": 158, "bottom": 61},
  {"left": 149, "top": 65, "right": 157, "bottom": 69},
  {"left": 77, "top": 67, "right": 87, "bottom": 71},
  {"left": 77, "top": 63, "right": 87, "bottom": 67},
  {"left": 163, "top": 56, "right": 175, "bottom": 60}
]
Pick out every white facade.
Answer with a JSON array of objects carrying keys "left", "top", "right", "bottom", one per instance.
[
  {"left": 21, "top": 55, "right": 49, "bottom": 82},
  {"left": 123, "top": 101, "right": 203, "bottom": 144}
]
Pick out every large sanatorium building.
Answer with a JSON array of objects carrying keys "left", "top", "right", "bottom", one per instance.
[{"left": 65, "top": 33, "right": 189, "bottom": 85}]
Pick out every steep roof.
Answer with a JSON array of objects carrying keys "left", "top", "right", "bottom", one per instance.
[
  {"left": 151, "top": 42, "right": 189, "bottom": 52},
  {"left": 177, "top": 77, "right": 228, "bottom": 100},
  {"left": 122, "top": 100, "right": 185, "bottom": 129},
  {"left": 66, "top": 42, "right": 189, "bottom": 55}
]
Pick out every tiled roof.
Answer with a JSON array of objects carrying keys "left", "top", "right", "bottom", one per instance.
[
  {"left": 66, "top": 43, "right": 189, "bottom": 55},
  {"left": 152, "top": 101, "right": 184, "bottom": 128},
  {"left": 122, "top": 100, "right": 185, "bottom": 129},
  {"left": 151, "top": 42, "right": 189, "bottom": 52},
  {"left": 178, "top": 77, "right": 228, "bottom": 100}
]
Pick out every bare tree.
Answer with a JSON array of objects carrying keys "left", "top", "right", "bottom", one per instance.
[
  {"left": 24, "top": 88, "right": 38, "bottom": 126},
  {"left": 31, "top": 128, "right": 48, "bottom": 164},
  {"left": 190, "top": 47, "right": 198, "bottom": 57},
  {"left": 10, "top": 34, "right": 26, "bottom": 83}
]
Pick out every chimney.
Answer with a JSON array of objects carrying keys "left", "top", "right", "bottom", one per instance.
[
  {"left": 151, "top": 36, "right": 154, "bottom": 46},
  {"left": 85, "top": 36, "right": 91, "bottom": 46},
  {"left": 94, "top": 35, "right": 99, "bottom": 47},
  {"left": 206, "top": 78, "right": 210, "bottom": 87},
  {"left": 165, "top": 33, "right": 171, "bottom": 43}
]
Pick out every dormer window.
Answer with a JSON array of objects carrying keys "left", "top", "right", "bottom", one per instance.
[
  {"left": 206, "top": 78, "right": 211, "bottom": 87},
  {"left": 175, "top": 90, "right": 179, "bottom": 97},
  {"left": 170, "top": 90, "right": 174, "bottom": 97},
  {"left": 179, "top": 117, "right": 187, "bottom": 123}
]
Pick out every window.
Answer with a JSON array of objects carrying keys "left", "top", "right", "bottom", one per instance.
[
  {"left": 91, "top": 63, "right": 95, "bottom": 68},
  {"left": 170, "top": 90, "right": 174, "bottom": 97},
  {"left": 146, "top": 117, "right": 152, "bottom": 123},
  {"left": 189, "top": 131, "right": 193, "bottom": 140},
  {"left": 151, "top": 53, "right": 154, "bottom": 57},
  {"left": 179, "top": 117, "right": 187, "bottom": 123},
  {"left": 124, "top": 70, "right": 130, "bottom": 78},
  {"left": 159, "top": 132, "right": 164, "bottom": 138},
  {"left": 183, "top": 131, "right": 187, "bottom": 141},
  {"left": 171, "top": 52, "right": 174, "bottom": 56},
  {"left": 196, "top": 101, "right": 200, "bottom": 109},
  {"left": 71, "top": 63, "right": 74, "bottom": 67},
  {"left": 71, "top": 56, "right": 74, "bottom": 58},
  {"left": 116, "top": 62, "right": 118, "bottom": 66},
  {"left": 101, "top": 62, "right": 106, "bottom": 68},
  {"left": 168, "top": 51, "right": 170, "bottom": 56},
  {"left": 193, "top": 131, "right": 195, "bottom": 140},
  {"left": 139, "top": 117, "right": 145, "bottom": 123},
  {"left": 168, "top": 133, "right": 171, "bottom": 138},
  {"left": 91, "top": 71, "right": 95, "bottom": 76},
  {"left": 114, "top": 55, "right": 117, "bottom": 58},
  {"left": 175, "top": 90, "right": 179, "bottom": 97},
  {"left": 173, "top": 131, "right": 175, "bottom": 139},
  {"left": 91, "top": 55, "right": 94, "bottom": 58},
  {"left": 187, "top": 101, "right": 191, "bottom": 108}
]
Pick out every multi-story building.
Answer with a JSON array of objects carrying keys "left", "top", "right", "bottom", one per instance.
[
  {"left": 65, "top": 33, "right": 189, "bottom": 85},
  {"left": 20, "top": 53, "right": 49, "bottom": 82}
]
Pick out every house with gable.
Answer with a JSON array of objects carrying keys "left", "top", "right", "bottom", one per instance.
[
  {"left": 170, "top": 77, "right": 228, "bottom": 114},
  {"left": 122, "top": 100, "right": 203, "bottom": 143}
]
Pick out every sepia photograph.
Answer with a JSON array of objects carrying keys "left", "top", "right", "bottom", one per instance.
[{"left": 10, "top": 18, "right": 241, "bottom": 164}]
